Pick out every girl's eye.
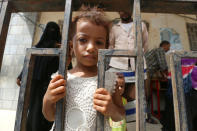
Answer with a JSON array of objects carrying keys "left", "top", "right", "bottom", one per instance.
[
  {"left": 96, "top": 41, "right": 104, "bottom": 46},
  {"left": 78, "top": 38, "right": 87, "bottom": 43}
]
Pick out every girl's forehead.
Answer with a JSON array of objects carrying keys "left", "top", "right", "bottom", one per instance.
[{"left": 76, "top": 20, "right": 107, "bottom": 38}]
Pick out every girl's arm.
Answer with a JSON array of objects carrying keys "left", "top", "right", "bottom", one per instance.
[{"left": 42, "top": 75, "right": 66, "bottom": 122}]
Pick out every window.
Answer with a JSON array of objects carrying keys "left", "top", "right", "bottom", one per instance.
[
  {"left": 160, "top": 28, "right": 182, "bottom": 51},
  {"left": 187, "top": 23, "right": 197, "bottom": 51}
]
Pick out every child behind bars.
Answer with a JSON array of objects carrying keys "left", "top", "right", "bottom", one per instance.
[{"left": 42, "top": 7, "right": 125, "bottom": 131}]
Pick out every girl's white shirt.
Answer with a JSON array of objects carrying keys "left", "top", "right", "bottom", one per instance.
[{"left": 50, "top": 72, "right": 111, "bottom": 131}]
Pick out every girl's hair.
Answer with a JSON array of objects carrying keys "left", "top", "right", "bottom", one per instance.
[{"left": 70, "top": 6, "right": 111, "bottom": 48}]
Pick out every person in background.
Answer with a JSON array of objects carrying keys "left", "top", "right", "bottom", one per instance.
[
  {"left": 145, "top": 40, "right": 170, "bottom": 80},
  {"left": 17, "top": 21, "right": 62, "bottom": 131},
  {"left": 108, "top": 11, "right": 152, "bottom": 123},
  {"left": 109, "top": 73, "right": 127, "bottom": 131},
  {"left": 145, "top": 40, "right": 170, "bottom": 124}
]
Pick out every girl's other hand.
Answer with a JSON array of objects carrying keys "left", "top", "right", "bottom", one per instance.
[{"left": 93, "top": 88, "right": 115, "bottom": 117}]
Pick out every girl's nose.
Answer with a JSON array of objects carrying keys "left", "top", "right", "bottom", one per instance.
[{"left": 86, "top": 41, "right": 96, "bottom": 53}]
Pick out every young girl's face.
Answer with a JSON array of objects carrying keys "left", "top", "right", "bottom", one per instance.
[{"left": 73, "top": 20, "right": 107, "bottom": 67}]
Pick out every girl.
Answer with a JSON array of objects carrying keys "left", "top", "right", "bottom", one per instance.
[
  {"left": 109, "top": 74, "right": 127, "bottom": 131},
  {"left": 42, "top": 8, "right": 125, "bottom": 131}
]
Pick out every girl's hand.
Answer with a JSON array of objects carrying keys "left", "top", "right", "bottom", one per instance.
[
  {"left": 45, "top": 75, "right": 66, "bottom": 104},
  {"left": 42, "top": 74, "right": 66, "bottom": 121},
  {"left": 93, "top": 88, "right": 115, "bottom": 117}
]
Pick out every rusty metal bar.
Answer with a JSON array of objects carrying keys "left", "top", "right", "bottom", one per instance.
[
  {"left": 97, "top": 49, "right": 138, "bottom": 130},
  {"left": 25, "top": 48, "right": 60, "bottom": 56},
  {"left": 98, "top": 49, "right": 137, "bottom": 57},
  {"left": 14, "top": 49, "right": 35, "bottom": 131},
  {"left": 14, "top": 48, "right": 60, "bottom": 131},
  {"left": 0, "top": 1, "right": 11, "bottom": 70},
  {"left": 133, "top": 0, "right": 146, "bottom": 130},
  {"left": 55, "top": 0, "right": 73, "bottom": 130},
  {"left": 96, "top": 50, "right": 106, "bottom": 131},
  {"left": 170, "top": 51, "right": 197, "bottom": 131}
]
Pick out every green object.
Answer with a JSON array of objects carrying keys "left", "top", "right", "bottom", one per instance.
[{"left": 109, "top": 97, "right": 127, "bottom": 131}]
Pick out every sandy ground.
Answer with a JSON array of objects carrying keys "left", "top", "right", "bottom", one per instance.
[
  {"left": 0, "top": 110, "right": 16, "bottom": 131},
  {"left": 0, "top": 110, "right": 162, "bottom": 131},
  {"left": 127, "top": 121, "right": 162, "bottom": 131}
]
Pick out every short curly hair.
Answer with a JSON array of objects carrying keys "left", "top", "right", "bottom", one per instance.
[
  {"left": 159, "top": 40, "right": 170, "bottom": 47},
  {"left": 70, "top": 6, "right": 111, "bottom": 48}
]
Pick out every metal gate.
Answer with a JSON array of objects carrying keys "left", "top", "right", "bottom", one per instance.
[{"left": 1, "top": 0, "right": 197, "bottom": 131}]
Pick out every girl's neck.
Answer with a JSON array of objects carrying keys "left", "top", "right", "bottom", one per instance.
[{"left": 70, "top": 64, "right": 98, "bottom": 77}]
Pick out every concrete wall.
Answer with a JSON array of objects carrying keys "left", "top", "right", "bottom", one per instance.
[
  {"left": 34, "top": 12, "right": 197, "bottom": 51},
  {"left": 0, "top": 12, "right": 37, "bottom": 110},
  {"left": 33, "top": 12, "right": 119, "bottom": 45},
  {"left": 33, "top": 12, "right": 197, "bottom": 71}
]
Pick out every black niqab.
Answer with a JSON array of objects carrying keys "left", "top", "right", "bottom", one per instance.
[
  {"left": 33, "top": 21, "right": 61, "bottom": 82},
  {"left": 36, "top": 21, "right": 61, "bottom": 48}
]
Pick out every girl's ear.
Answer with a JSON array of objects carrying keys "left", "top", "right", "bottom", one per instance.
[
  {"left": 69, "top": 41, "right": 73, "bottom": 56},
  {"left": 66, "top": 41, "right": 73, "bottom": 67}
]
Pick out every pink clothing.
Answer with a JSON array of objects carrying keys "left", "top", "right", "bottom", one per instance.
[{"left": 109, "top": 21, "right": 148, "bottom": 71}]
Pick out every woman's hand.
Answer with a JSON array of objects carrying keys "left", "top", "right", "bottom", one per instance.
[{"left": 16, "top": 78, "right": 21, "bottom": 86}]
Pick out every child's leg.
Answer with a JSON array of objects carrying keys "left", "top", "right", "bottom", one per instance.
[
  {"left": 123, "top": 83, "right": 135, "bottom": 101},
  {"left": 128, "top": 83, "right": 135, "bottom": 100}
]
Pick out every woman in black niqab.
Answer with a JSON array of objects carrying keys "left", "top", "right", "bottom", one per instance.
[
  {"left": 18, "top": 21, "right": 61, "bottom": 131},
  {"left": 36, "top": 21, "right": 61, "bottom": 48}
]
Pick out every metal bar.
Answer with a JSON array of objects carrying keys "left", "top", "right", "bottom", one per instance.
[
  {"left": 97, "top": 49, "right": 139, "bottom": 130},
  {"left": 14, "top": 49, "right": 35, "bottom": 131},
  {"left": 0, "top": 1, "right": 7, "bottom": 31},
  {"left": 0, "top": 1, "right": 3, "bottom": 14},
  {"left": 26, "top": 48, "right": 60, "bottom": 56},
  {"left": 166, "top": 0, "right": 197, "bottom": 2},
  {"left": 133, "top": 0, "right": 146, "bottom": 130},
  {"left": 96, "top": 50, "right": 106, "bottom": 131},
  {"left": 55, "top": 0, "right": 72, "bottom": 130},
  {"left": 170, "top": 53, "right": 188, "bottom": 131},
  {"left": 98, "top": 49, "right": 137, "bottom": 57},
  {"left": 170, "top": 51, "right": 197, "bottom": 57},
  {"left": 0, "top": 1, "right": 11, "bottom": 70}
]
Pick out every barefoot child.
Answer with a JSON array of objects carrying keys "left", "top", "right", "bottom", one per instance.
[{"left": 42, "top": 8, "right": 125, "bottom": 131}]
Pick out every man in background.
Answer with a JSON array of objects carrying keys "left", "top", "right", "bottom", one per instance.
[{"left": 145, "top": 40, "right": 170, "bottom": 124}]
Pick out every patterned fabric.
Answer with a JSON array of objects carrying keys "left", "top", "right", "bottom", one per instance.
[
  {"left": 64, "top": 73, "right": 111, "bottom": 131},
  {"left": 181, "top": 58, "right": 197, "bottom": 90},
  {"left": 109, "top": 21, "right": 148, "bottom": 71},
  {"left": 167, "top": 65, "right": 194, "bottom": 96},
  {"left": 145, "top": 47, "right": 168, "bottom": 77},
  {"left": 191, "top": 66, "right": 197, "bottom": 90}
]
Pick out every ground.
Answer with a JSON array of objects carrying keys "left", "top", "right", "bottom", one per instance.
[{"left": 0, "top": 110, "right": 162, "bottom": 131}]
